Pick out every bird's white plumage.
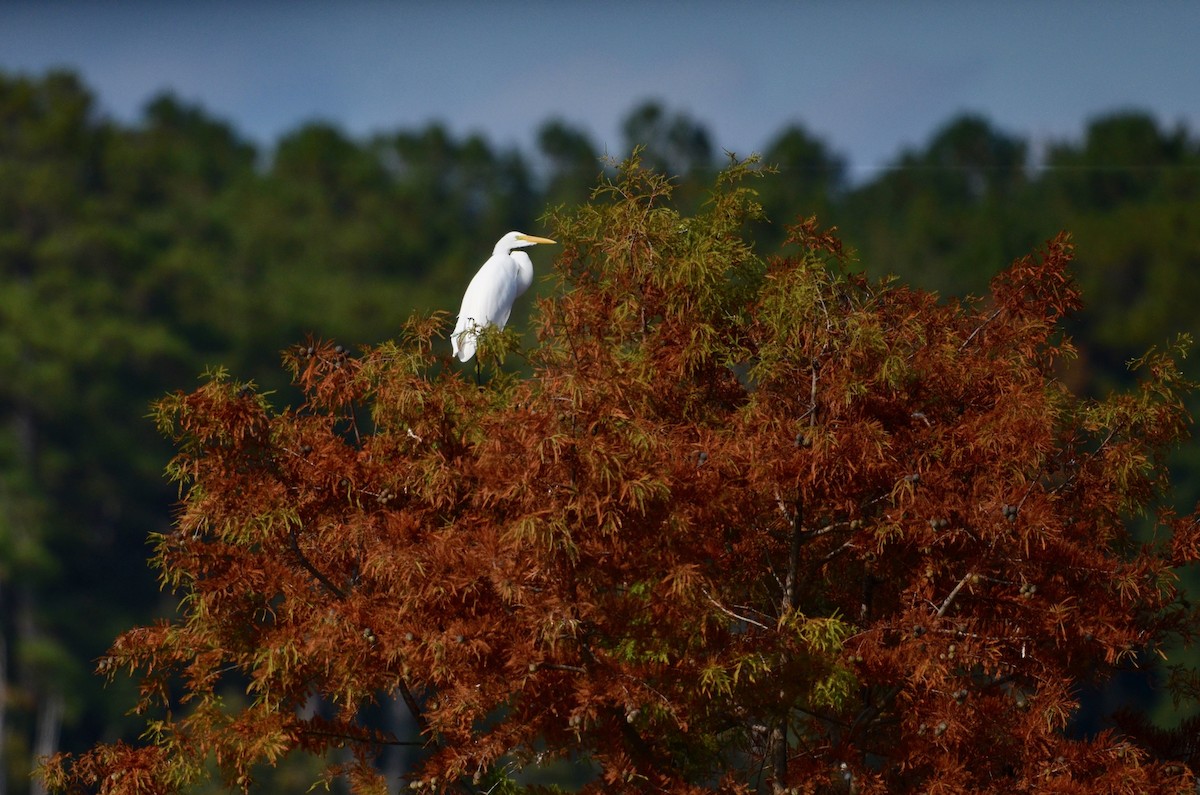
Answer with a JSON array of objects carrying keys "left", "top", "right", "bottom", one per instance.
[{"left": 452, "top": 231, "right": 556, "bottom": 362}]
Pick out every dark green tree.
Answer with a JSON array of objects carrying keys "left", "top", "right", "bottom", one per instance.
[
  {"left": 536, "top": 118, "right": 603, "bottom": 209},
  {"left": 5, "top": 63, "right": 1200, "bottom": 794},
  {"left": 1045, "top": 111, "right": 1198, "bottom": 211},
  {"left": 754, "top": 124, "right": 846, "bottom": 251},
  {"left": 840, "top": 114, "right": 1037, "bottom": 296},
  {"left": 0, "top": 72, "right": 229, "bottom": 793},
  {"left": 621, "top": 101, "right": 714, "bottom": 179}
]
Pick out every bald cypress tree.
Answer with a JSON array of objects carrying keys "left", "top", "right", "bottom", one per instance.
[{"left": 44, "top": 157, "right": 1200, "bottom": 794}]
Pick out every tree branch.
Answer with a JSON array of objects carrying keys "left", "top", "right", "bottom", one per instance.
[
  {"left": 300, "top": 726, "right": 425, "bottom": 747},
  {"left": 770, "top": 499, "right": 806, "bottom": 793},
  {"left": 937, "top": 571, "right": 974, "bottom": 618},
  {"left": 544, "top": 663, "right": 587, "bottom": 674},
  {"left": 397, "top": 677, "right": 431, "bottom": 738},
  {"left": 784, "top": 499, "right": 804, "bottom": 614},
  {"left": 705, "top": 591, "right": 770, "bottom": 631},
  {"left": 850, "top": 572, "right": 976, "bottom": 744},
  {"left": 959, "top": 307, "right": 1003, "bottom": 351},
  {"left": 288, "top": 525, "right": 346, "bottom": 600}
]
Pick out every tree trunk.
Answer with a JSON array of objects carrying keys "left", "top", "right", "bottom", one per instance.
[
  {"left": 0, "top": 584, "right": 7, "bottom": 795},
  {"left": 29, "top": 691, "right": 62, "bottom": 795},
  {"left": 771, "top": 500, "right": 805, "bottom": 794}
]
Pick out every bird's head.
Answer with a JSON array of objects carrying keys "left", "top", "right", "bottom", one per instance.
[{"left": 495, "top": 231, "right": 556, "bottom": 254}]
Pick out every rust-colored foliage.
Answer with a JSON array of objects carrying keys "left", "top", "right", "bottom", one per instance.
[{"left": 44, "top": 158, "right": 1200, "bottom": 794}]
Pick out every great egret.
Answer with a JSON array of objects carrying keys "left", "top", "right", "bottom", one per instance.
[{"left": 451, "top": 231, "right": 556, "bottom": 362}]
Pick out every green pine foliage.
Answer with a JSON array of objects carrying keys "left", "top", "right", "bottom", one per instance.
[{"left": 0, "top": 67, "right": 1198, "bottom": 793}]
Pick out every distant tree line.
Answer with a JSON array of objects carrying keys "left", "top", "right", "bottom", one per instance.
[{"left": 1, "top": 69, "right": 1199, "bottom": 793}]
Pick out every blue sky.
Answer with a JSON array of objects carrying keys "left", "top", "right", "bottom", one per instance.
[{"left": 3, "top": 1, "right": 1198, "bottom": 180}]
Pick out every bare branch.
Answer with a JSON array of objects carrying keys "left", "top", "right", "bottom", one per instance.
[
  {"left": 544, "top": 663, "right": 587, "bottom": 674},
  {"left": 397, "top": 678, "right": 431, "bottom": 738},
  {"left": 288, "top": 524, "right": 346, "bottom": 600},
  {"left": 937, "top": 572, "right": 975, "bottom": 619},
  {"left": 705, "top": 591, "right": 770, "bottom": 631},
  {"left": 959, "top": 307, "right": 1004, "bottom": 351}
]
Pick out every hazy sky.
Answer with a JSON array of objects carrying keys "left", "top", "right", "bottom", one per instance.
[{"left": 3, "top": 1, "right": 1198, "bottom": 180}]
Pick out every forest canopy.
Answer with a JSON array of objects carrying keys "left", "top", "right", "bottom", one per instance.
[{"left": 2, "top": 69, "right": 1200, "bottom": 793}]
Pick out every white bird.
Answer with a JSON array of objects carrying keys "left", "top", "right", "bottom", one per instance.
[{"left": 452, "top": 231, "right": 556, "bottom": 362}]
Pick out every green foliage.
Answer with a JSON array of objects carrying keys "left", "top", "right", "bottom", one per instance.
[{"left": 3, "top": 66, "right": 1200, "bottom": 795}]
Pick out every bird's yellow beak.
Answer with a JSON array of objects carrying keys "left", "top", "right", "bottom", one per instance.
[{"left": 518, "top": 234, "right": 556, "bottom": 245}]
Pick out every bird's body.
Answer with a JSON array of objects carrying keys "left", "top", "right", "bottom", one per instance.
[{"left": 452, "top": 231, "right": 555, "bottom": 361}]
